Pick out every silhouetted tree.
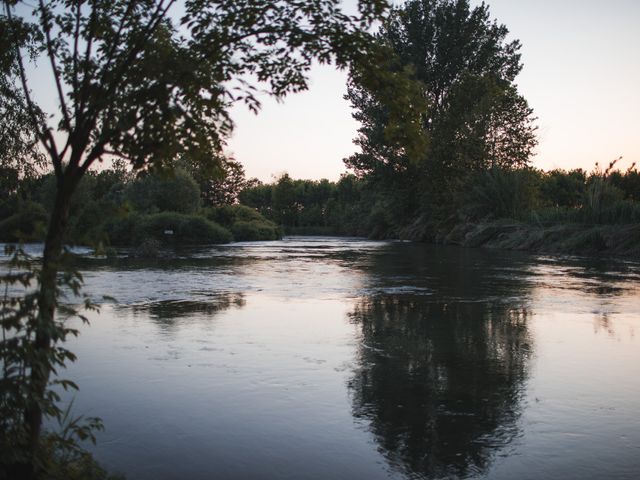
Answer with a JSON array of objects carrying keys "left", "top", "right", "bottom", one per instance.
[
  {"left": 184, "top": 155, "right": 248, "bottom": 206},
  {"left": 272, "top": 173, "right": 300, "bottom": 226},
  {"left": 127, "top": 169, "right": 201, "bottom": 214},
  {"left": 0, "top": 0, "right": 395, "bottom": 473},
  {"left": 346, "top": 0, "right": 537, "bottom": 217}
]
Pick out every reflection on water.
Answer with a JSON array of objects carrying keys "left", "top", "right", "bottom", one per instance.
[
  {"left": 127, "top": 295, "right": 246, "bottom": 329},
  {"left": 4, "top": 238, "right": 639, "bottom": 479},
  {"left": 349, "top": 297, "right": 532, "bottom": 479}
]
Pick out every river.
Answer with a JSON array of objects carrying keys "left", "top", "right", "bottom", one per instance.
[{"left": 23, "top": 237, "right": 640, "bottom": 479}]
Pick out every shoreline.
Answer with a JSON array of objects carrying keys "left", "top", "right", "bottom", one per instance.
[{"left": 396, "top": 220, "right": 640, "bottom": 258}]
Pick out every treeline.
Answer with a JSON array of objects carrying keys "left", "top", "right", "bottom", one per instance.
[
  {"left": 0, "top": 158, "right": 280, "bottom": 249},
  {"left": 238, "top": 162, "right": 640, "bottom": 239},
  {"left": 239, "top": 173, "right": 371, "bottom": 235}
]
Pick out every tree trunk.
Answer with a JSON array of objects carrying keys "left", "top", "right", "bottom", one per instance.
[{"left": 23, "top": 178, "right": 74, "bottom": 476}]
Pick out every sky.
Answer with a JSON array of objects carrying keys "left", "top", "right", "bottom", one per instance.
[{"left": 227, "top": 0, "right": 640, "bottom": 182}]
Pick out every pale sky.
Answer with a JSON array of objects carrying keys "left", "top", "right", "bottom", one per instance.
[{"left": 228, "top": 0, "right": 640, "bottom": 181}]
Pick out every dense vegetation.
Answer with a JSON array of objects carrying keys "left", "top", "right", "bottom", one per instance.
[
  {"left": 239, "top": 161, "right": 640, "bottom": 240},
  {"left": 0, "top": 160, "right": 281, "bottom": 249}
]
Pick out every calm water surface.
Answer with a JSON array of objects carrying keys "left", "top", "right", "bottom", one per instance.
[{"left": 21, "top": 237, "right": 640, "bottom": 479}]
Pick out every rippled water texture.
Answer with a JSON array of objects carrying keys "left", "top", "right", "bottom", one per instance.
[{"left": 5, "top": 238, "right": 640, "bottom": 479}]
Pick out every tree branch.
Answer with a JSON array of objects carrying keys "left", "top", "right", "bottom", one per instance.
[
  {"left": 78, "top": 0, "right": 98, "bottom": 119},
  {"left": 4, "top": 2, "right": 62, "bottom": 177},
  {"left": 72, "top": 0, "right": 81, "bottom": 116},
  {"left": 85, "top": 0, "right": 177, "bottom": 126},
  {"left": 101, "top": 0, "right": 137, "bottom": 72},
  {"left": 38, "top": 0, "right": 72, "bottom": 131}
]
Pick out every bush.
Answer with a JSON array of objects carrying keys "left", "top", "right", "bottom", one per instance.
[
  {"left": 608, "top": 165, "right": 640, "bottom": 201},
  {"left": 204, "top": 204, "right": 265, "bottom": 228},
  {"left": 367, "top": 201, "right": 395, "bottom": 238},
  {"left": 106, "top": 212, "right": 232, "bottom": 245},
  {"left": 104, "top": 213, "right": 141, "bottom": 246},
  {"left": 584, "top": 175, "right": 624, "bottom": 215},
  {"left": 204, "top": 205, "right": 281, "bottom": 241},
  {"left": 539, "top": 169, "right": 586, "bottom": 208},
  {"left": 231, "top": 220, "right": 281, "bottom": 241}
]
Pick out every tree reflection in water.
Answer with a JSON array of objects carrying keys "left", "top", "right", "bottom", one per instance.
[
  {"left": 124, "top": 293, "right": 246, "bottom": 331},
  {"left": 348, "top": 295, "right": 533, "bottom": 479}
]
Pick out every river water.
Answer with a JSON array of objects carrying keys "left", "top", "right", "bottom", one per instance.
[{"left": 25, "top": 237, "right": 640, "bottom": 478}]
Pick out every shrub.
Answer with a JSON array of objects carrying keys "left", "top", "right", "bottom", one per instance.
[
  {"left": 367, "top": 201, "right": 394, "bottom": 238},
  {"left": 106, "top": 212, "right": 232, "bottom": 245},
  {"left": 204, "top": 204, "right": 265, "bottom": 227},
  {"left": 135, "top": 212, "right": 232, "bottom": 245},
  {"left": 104, "top": 213, "right": 141, "bottom": 246},
  {"left": 231, "top": 220, "right": 281, "bottom": 241},
  {"left": 204, "top": 205, "right": 281, "bottom": 241},
  {"left": 584, "top": 175, "right": 624, "bottom": 216},
  {"left": 538, "top": 169, "right": 586, "bottom": 208}
]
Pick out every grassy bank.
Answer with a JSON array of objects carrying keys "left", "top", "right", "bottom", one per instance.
[{"left": 394, "top": 219, "right": 640, "bottom": 257}]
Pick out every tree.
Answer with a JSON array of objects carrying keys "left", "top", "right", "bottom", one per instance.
[
  {"left": 182, "top": 154, "right": 249, "bottom": 206},
  {"left": 1, "top": 0, "right": 393, "bottom": 475},
  {"left": 272, "top": 173, "right": 299, "bottom": 226},
  {"left": 238, "top": 180, "right": 274, "bottom": 219},
  {"left": 127, "top": 168, "right": 201, "bottom": 214},
  {"left": 345, "top": 0, "right": 537, "bottom": 212}
]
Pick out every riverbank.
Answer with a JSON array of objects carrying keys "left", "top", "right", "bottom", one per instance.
[{"left": 397, "top": 219, "right": 640, "bottom": 257}]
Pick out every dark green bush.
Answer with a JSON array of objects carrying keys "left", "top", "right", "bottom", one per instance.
[
  {"left": 204, "top": 204, "right": 265, "bottom": 227},
  {"left": 233, "top": 204, "right": 268, "bottom": 223},
  {"left": 231, "top": 220, "right": 280, "bottom": 241},
  {"left": 104, "top": 214, "right": 141, "bottom": 245},
  {"left": 135, "top": 212, "right": 232, "bottom": 245},
  {"left": 106, "top": 212, "right": 232, "bottom": 245},
  {"left": 531, "top": 200, "right": 640, "bottom": 226},
  {"left": 367, "top": 201, "right": 395, "bottom": 239},
  {"left": 538, "top": 169, "right": 586, "bottom": 208}
]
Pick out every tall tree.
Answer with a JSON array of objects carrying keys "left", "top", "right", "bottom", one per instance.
[
  {"left": 181, "top": 154, "right": 248, "bottom": 206},
  {"left": 1, "top": 0, "right": 395, "bottom": 474},
  {"left": 346, "top": 0, "right": 537, "bottom": 211}
]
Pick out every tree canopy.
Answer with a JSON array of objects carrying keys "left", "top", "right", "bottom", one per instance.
[
  {"left": 345, "top": 0, "right": 537, "bottom": 210},
  {"left": 3, "top": 0, "right": 391, "bottom": 176}
]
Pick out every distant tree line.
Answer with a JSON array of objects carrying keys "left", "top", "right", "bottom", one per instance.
[
  {"left": 239, "top": 173, "right": 371, "bottom": 235},
  {"left": 237, "top": 163, "right": 640, "bottom": 238}
]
